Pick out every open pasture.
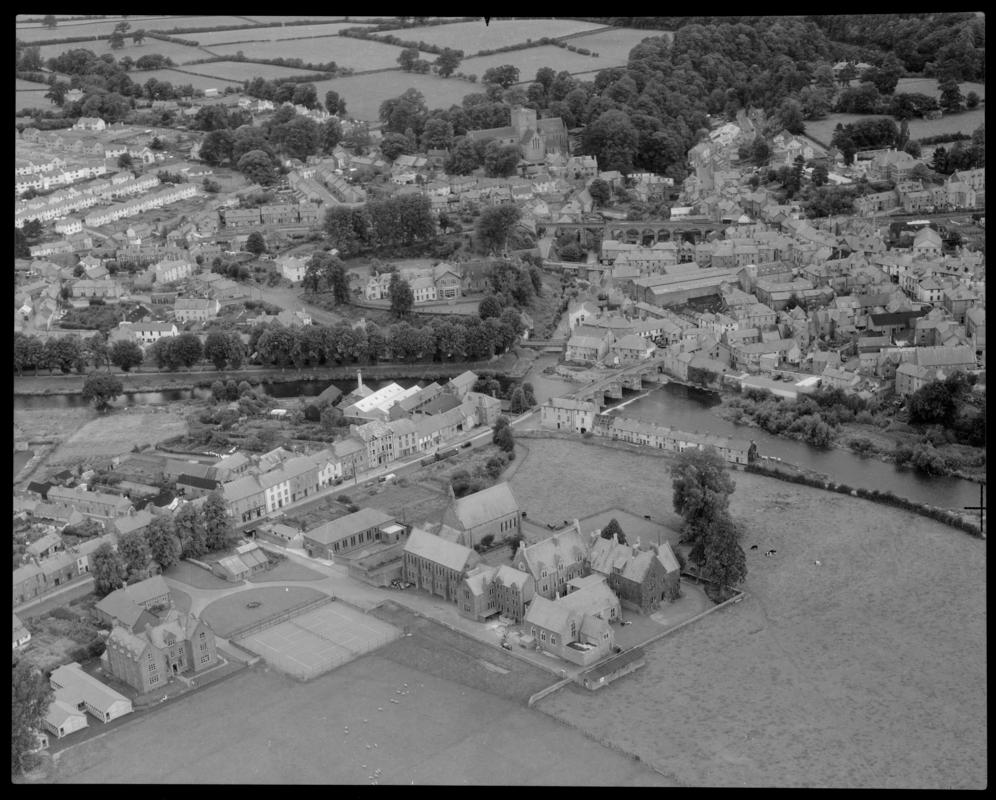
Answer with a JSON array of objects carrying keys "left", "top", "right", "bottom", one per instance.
[
  {"left": 14, "top": 90, "right": 52, "bottom": 112},
  {"left": 191, "top": 22, "right": 355, "bottom": 46},
  {"left": 128, "top": 68, "right": 243, "bottom": 89},
  {"left": 206, "top": 37, "right": 432, "bottom": 72},
  {"left": 16, "top": 78, "right": 47, "bottom": 90},
  {"left": 181, "top": 60, "right": 330, "bottom": 82},
  {"left": 309, "top": 73, "right": 473, "bottom": 121},
  {"left": 462, "top": 46, "right": 603, "bottom": 82},
  {"left": 375, "top": 18, "right": 606, "bottom": 55},
  {"left": 804, "top": 109, "right": 985, "bottom": 147},
  {"left": 243, "top": 15, "right": 388, "bottom": 24},
  {"left": 236, "top": 602, "right": 401, "bottom": 680},
  {"left": 568, "top": 26, "right": 673, "bottom": 67},
  {"left": 35, "top": 38, "right": 207, "bottom": 65},
  {"left": 536, "top": 467, "right": 987, "bottom": 788},
  {"left": 895, "top": 77, "right": 985, "bottom": 100},
  {"left": 15, "top": 15, "right": 251, "bottom": 42}
]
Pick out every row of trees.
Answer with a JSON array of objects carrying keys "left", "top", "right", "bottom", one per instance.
[
  {"left": 90, "top": 494, "right": 237, "bottom": 597},
  {"left": 322, "top": 194, "right": 437, "bottom": 256}
]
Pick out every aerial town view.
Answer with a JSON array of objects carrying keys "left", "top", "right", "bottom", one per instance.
[{"left": 12, "top": 13, "right": 986, "bottom": 788}]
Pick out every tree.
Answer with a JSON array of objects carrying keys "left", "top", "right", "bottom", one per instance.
[
  {"left": 380, "top": 131, "right": 414, "bottom": 162},
  {"left": 482, "top": 64, "right": 520, "bottom": 88},
  {"left": 398, "top": 47, "right": 419, "bottom": 71},
  {"left": 671, "top": 446, "right": 736, "bottom": 561},
  {"left": 777, "top": 98, "right": 805, "bottom": 134},
  {"left": 86, "top": 332, "right": 110, "bottom": 371},
  {"left": 965, "top": 90, "right": 980, "bottom": 109},
  {"left": 12, "top": 660, "right": 53, "bottom": 776},
  {"left": 588, "top": 178, "right": 611, "bottom": 207},
  {"left": 291, "top": 82, "right": 318, "bottom": 109},
  {"left": 478, "top": 294, "right": 503, "bottom": 320},
  {"left": 132, "top": 28, "right": 145, "bottom": 45},
  {"left": 444, "top": 136, "right": 482, "bottom": 175},
  {"left": 697, "top": 512, "right": 747, "bottom": 594},
  {"left": 325, "top": 89, "right": 346, "bottom": 116},
  {"left": 237, "top": 148, "right": 277, "bottom": 186},
  {"left": 44, "top": 80, "right": 70, "bottom": 107},
  {"left": 582, "top": 109, "right": 640, "bottom": 174},
  {"left": 388, "top": 272, "right": 414, "bottom": 318},
  {"left": 173, "top": 332, "right": 203, "bottom": 368},
  {"left": 202, "top": 492, "right": 235, "bottom": 551},
  {"left": 320, "top": 403, "right": 345, "bottom": 432},
  {"left": 82, "top": 372, "right": 123, "bottom": 412},
  {"left": 938, "top": 79, "right": 964, "bottom": 114},
  {"left": 319, "top": 118, "right": 342, "bottom": 153},
  {"left": 91, "top": 541, "right": 127, "bottom": 597},
  {"left": 108, "top": 31, "right": 126, "bottom": 50},
  {"left": 174, "top": 503, "right": 207, "bottom": 558},
  {"left": 522, "top": 381, "right": 536, "bottom": 407},
  {"left": 508, "top": 386, "right": 527, "bottom": 414},
  {"left": 600, "top": 517, "right": 627, "bottom": 545},
  {"left": 118, "top": 529, "right": 152, "bottom": 579},
  {"left": 482, "top": 140, "right": 521, "bottom": 178},
  {"left": 42, "top": 14, "right": 57, "bottom": 27},
  {"left": 476, "top": 205, "right": 521, "bottom": 255},
  {"left": 494, "top": 423, "right": 515, "bottom": 453},
  {"left": 145, "top": 515, "right": 180, "bottom": 571},
  {"left": 246, "top": 230, "right": 267, "bottom": 255},
  {"left": 908, "top": 379, "right": 958, "bottom": 425},
  {"left": 435, "top": 47, "right": 462, "bottom": 77},
  {"left": 199, "top": 129, "right": 235, "bottom": 166},
  {"left": 420, "top": 117, "right": 454, "bottom": 151}
]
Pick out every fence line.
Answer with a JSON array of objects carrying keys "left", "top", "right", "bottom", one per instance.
[{"left": 228, "top": 595, "right": 333, "bottom": 640}]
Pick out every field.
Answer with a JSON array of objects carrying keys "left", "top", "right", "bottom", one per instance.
[
  {"left": 526, "top": 450, "right": 987, "bottom": 787},
  {"left": 200, "top": 585, "right": 326, "bottom": 637},
  {"left": 45, "top": 408, "right": 189, "bottom": 464},
  {"left": 15, "top": 90, "right": 52, "bottom": 112},
  {"left": 895, "top": 77, "right": 987, "bottom": 100},
  {"left": 462, "top": 46, "right": 603, "bottom": 83},
  {"left": 45, "top": 613, "right": 668, "bottom": 785},
  {"left": 15, "top": 15, "right": 252, "bottom": 42},
  {"left": 805, "top": 105, "right": 986, "bottom": 147},
  {"left": 567, "top": 27, "right": 673, "bottom": 67},
  {"left": 308, "top": 73, "right": 473, "bottom": 121},
  {"left": 191, "top": 22, "right": 354, "bottom": 46},
  {"left": 206, "top": 37, "right": 430, "bottom": 71},
  {"left": 36, "top": 38, "right": 208, "bottom": 64},
  {"left": 179, "top": 60, "right": 330, "bottom": 82},
  {"left": 375, "top": 18, "right": 606, "bottom": 54},
  {"left": 236, "top": 602, "right": 401, "bottom": 679},
  {"left": 16, "top": 78, "right": 47, "bottom": 90},
  {"left": 164, "top": 561, "right": 232, "bottom": 590},
  {"left": 127, "top": 68, "right": 242, "bottom": 89},
  {"left": 243, "top": 16, "right": 387, "bottom": 24}
]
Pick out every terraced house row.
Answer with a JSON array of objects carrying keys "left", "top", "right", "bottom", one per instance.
[{"left": 83, "top": 183, "right": 198, "bottom": 227}]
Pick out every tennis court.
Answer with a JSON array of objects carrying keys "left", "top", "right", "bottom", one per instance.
[{"left": 237, "top": 602, "right": 401, "bottom": 680}]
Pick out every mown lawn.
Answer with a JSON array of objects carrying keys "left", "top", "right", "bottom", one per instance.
[{"left": 200, "top": 585, "right": 326, "bottom": 637}]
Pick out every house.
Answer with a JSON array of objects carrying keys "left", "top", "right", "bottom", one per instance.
[
  {"left": 513, "top": 527, "right": 590, "bottom": 601},
  {"left": 894, "top": 362, "right": 942, "bottom": 397},
  {"left": 49, "top": 662, "right": 133, "bottom": 723},
  {"left": 523, "top": 577, "right": 617, "bottom": 666},
  {"left": 13, "top": 613, "right": 31, "bottom": 649},
  {"left": 46, "top": 485, "right": 134, "bottom": 520},
  {"left": 821, "top": 365, "right": 861, "bottom": 392},
  {"left": 403, "top": 527, "right": 481, "bottom": 602},
  {"left": 446, "top": 370, "right": 478, "bottom": 400},
  {"left": 26, "top": 532, "right": 63, "bottom": 560},
  {"left": 173, "top": 297, "right": 220, "bottom": 323},
  {"left": 277, "top": 255, "right": 309, "bottom": 284},
  {"left": 566, "top": 326, "right": 613, "bottom": 363},
  {"left": 457, "top": 564, "right": 535, "bottom": 623},
  {"left": 94, "top": 574, "right": 172, "bottom": 631},
  {"left": 540, "top": 397, "right": 598, "bottom": 433},
  {"left": 43, "top": 696, "right": 89, "bottom": 739},
  {"left": 103, "top": 609, "right": 218, "bottom": 693},
  {"left": 611, "top": 334, "right": 656, "bottom": 362},
  {"left": 211, "top": 542, "right": 269, "bottom": 582},
  {"left": 441, "top": 482, "right": 521, "bottom": 549},
  {"left": 302, "top": 508, "right": 399, "bottom": 560}
]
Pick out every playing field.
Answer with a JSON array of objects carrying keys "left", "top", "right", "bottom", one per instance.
[
  {"left": 46, "top": 628, "right": 669, "bottom": 785},
  {"left": 206, "top": 37, "right": 429, "bottom": 71},
  {"left": 237, "top": 602, "right": 401, "bottom": 680},
  {"left": 192, "top": 22, "right": 354, "bottom": 46},
  {"left": 462, "top": 46, "right": 603, "bottom": 83},
  {"left": 308, "top": 73, "right": 473, "bottom": 121},
  {"left": 375, "top": 18, "right": 606, "bottom": 54},
  {"left": 181, "top": 60, "right": 330, "bottom": 82}
]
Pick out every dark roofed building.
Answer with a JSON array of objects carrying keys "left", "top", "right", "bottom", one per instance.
[{"left": 176, "top": 474, "right": 220, "bottom": 499}]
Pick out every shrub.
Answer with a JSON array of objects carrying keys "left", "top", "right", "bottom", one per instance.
[{"left": 480, "top": 534, "right": 495, "bottom": 548}]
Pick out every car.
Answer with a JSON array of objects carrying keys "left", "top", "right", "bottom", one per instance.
[{"left": 246, "top": 600, "right": 262, "bottom": 609}]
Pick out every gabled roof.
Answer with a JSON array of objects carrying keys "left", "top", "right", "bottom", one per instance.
[
  {"left": 50, "top": 663, "right": 131, "bottom": 714},
  {"left": 518, "top": 529, "right": 588, "bottom": 580},
  {"left": 124, "top": 575, "right": 170, "bottom": 606},
  {"left": 305, "top": 507, "right": 395, "bottom": 546},
  {"left": 403, "top": 527, "right": 477, "bottom": 572},
  {"left": 448, "top": 483, "right": 519, "bottom": 531},
  {"left": 523, "top": 595, "right": 576, "bottom": 634},
  {"left": 96, "top": 591, "right": 151, "bottom": 630}
]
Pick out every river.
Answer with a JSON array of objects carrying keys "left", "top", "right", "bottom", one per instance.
[
  {"left": 520, "top": 354, "right": 982, "bottom": 513},
  {"left": 12, "top": 362, "right": 982, "bottom": 512}
]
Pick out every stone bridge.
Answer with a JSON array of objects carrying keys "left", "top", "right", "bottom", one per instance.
[{"left": 574, "top": 360, "right": 669, "bottom": 409}]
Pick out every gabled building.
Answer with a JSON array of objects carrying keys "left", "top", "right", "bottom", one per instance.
[
  {"left": 302, "top": 508, "right": 400, "bottom": 560},
  {"left": 513, "top": 527, "right": 590, "bottom": 601},
  {"left": 403, "top": 527, "right": 481, "bottom": 602},
  {"left": 49, "top": 662, "right": 133, "bottom": 723},
  {"left": 441, "top": 482, "right": 521, "bottom": 549},
  {"left": 540, "top": 397, "right": 598, "bottom": 433}
]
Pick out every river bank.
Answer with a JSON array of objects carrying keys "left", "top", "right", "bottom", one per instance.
[{"left": 12, "top": 352, "right": 527, "bottom": 397}]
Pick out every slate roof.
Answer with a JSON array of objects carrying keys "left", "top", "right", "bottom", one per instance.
[
  {"left": 403, "top": 527, "right": 477, "bottom": 572},
  {"left": 304, "top": 507, "right": 395, "bottom": 546},
  {"left": 523, "top": 595, "right": 575, "bottom": 633},
  {"left": 518, "top": 529, "right": 588, "bottom": 580},
  {"left": 50, "top": 663, "right": 131, "bottom": 714},
  {"left": 448, "top": 483, "right": 519, "bottom": 531}
]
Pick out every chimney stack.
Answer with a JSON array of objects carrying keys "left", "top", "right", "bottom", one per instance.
[{"left": 357, "top": 369, "right": 363, "bottom": 391}]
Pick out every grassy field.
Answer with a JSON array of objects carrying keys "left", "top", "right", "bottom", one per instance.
[
  {"left": 894, "top": 77, "right": 986, "bottom": 100},
  {"left": 200, "top": 585, "right": 326, "bottom": 637},
  {"left": 191, "top": 22, "right": 354, "bottom": 46},
  {"left": 45, "top": 407, "right": 189, "bottom": 465},
  {"left": 308, "top": 73, "right": 473, "bottom": 121},
  {"left": 567, "top": 27, "right": 673, "bottom": 67},
  {"left": 376, "top": 18, "right": 606, "bottom": 54},
  {"left": 206, "top": 37, "right": 430, "bottom": 70},
  {"left": 526, "top": 451, "right": 987, "bottom": 788},
  {"left": 15, "top": 15, "right": 251, "bottom": 42},
  {"left": 805, "top": 107, "right": 986, "bottom": 147},
  {"left": 16, "top": 78, "right": 47, "bottom": 90},
  {"left": 45, "top": 610, "right": 668, "bottom": 785},
  {"left": 36, "top": 38, "right": 207, "bottom": 64},
  {"left": 462, "top": 46, "right": 603, "bottom": 82},
  {"left": 128, "top": 68, "right": 243, "bottom": 89},
  {"left": 178, "top": 60, "right": 330, "bottom": 82},
  {"left": 15, "top": 90, "right": 52, "bottom": 112},
  {"left": 164, "top": 561, "right": 232, "bottom": 590},
  {"left": 242, "top": 15, "right": 387, "bottom": 24}
]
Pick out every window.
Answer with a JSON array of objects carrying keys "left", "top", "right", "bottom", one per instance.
[
  {"left": 150, "top": 675, "right": 159, "bottom": 684},
  {"left": 200, "top": 654, "right": 211, "bottom": 664},
  {"left": 540, "top": 631, "right": 547, "bottom": 642},
  {"left": 550, "top": 635, "right": 557, "bottom": 645},
  {"left": 199, "top": 631, "right": 206, "bottom": 640}
]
